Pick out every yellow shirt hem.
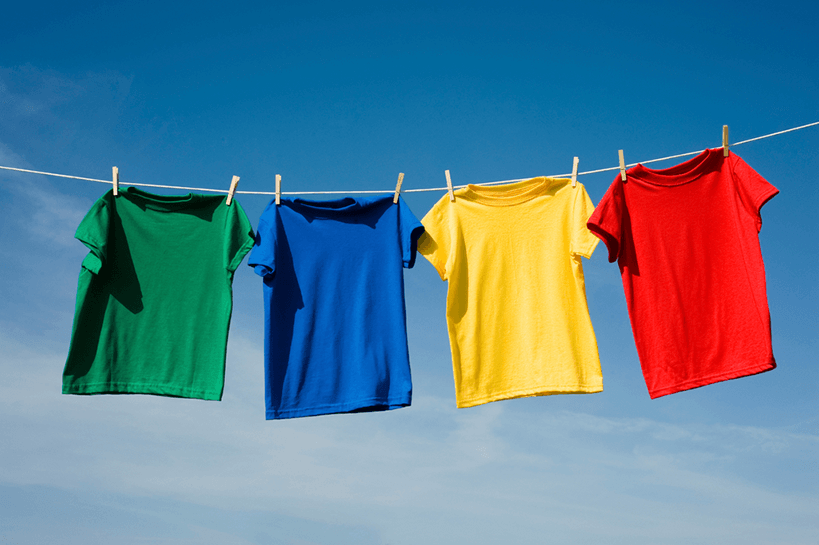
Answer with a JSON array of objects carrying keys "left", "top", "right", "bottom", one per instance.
[{"left": 456, "top": 383, "right": 603, "bottom": 408}]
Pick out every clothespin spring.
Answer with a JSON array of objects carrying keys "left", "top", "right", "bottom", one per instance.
[
  {"left": 723, "top": 125, "right": 730, "bottom": 157},
  {"left": 393, "top": 173, "right": 404, "bottom": 204},
  {"left": 571, "top": 157, "right": 579, "bottom": 188},
  {"left": 618, "top": 150, "right": 627, "bottom": 182},
  {"left": 225, "top": 175, "right": 240, "bottom": 206},
  {"left": 112, "top": 166, "right": 119, "bottom": 196}
]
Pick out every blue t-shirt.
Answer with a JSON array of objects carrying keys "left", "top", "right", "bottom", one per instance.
[{"left": 248, "top": 195, "right": 424, "bottom": 419}]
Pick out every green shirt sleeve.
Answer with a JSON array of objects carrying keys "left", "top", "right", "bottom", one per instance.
[
  {"left": 224, "top": 198, "right": 256, "bottom": 272},
  {"left": 75, "top": 191, "right": 113, "bottom": 275}
]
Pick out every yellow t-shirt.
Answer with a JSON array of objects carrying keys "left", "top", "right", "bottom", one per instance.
[{"left": 418, "top": 177, "right": 603, "bottom": 408}]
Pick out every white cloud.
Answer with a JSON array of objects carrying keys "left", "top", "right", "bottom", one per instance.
[
  {"left": 0, "top": 328, "right": 817, "bottom": 544},
  {"left": 14, "top": 179, "right": 92, "bottom": 247},
  {"left": 0, "top": 140, "right": 96, "bottom": 247},
  {"left": 0, "top": 65, "right": 132, "bottom": 121}
]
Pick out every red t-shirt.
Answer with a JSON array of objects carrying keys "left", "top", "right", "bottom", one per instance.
[{"left": 587, "top": 148, "right": 778, "bottom": 398}]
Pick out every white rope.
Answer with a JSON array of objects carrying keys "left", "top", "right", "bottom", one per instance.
[
  {"left": 1, "top": 121, "right": 817, "bottom": 196},
  {"left": 732, "top": 121, "right": 819, "bottom": 146}
]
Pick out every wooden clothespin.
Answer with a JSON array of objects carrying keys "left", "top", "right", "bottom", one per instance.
[
  {"left": 445, "top": 170, "right": 455, "bottom": 202},
  {"left": 571, "top": 157, "right": 579, "bottom": 188},
  {"left": 112, "top": 166, "right": 119, "bottom": 196},
  {"left": 723, "top": 125, "right": 730, "bottom": 157},
  {"left": 275, "top": 174, "right": 282, "bottom": 205},
  {"left": 393, "top": 172, "right": 404, "bottom": 204},
  {"left": 225, "top": 175, "right": 240, "bottom": 206},
  {"left": 618, "top": 150, "right": 627, "bottom": 182}
]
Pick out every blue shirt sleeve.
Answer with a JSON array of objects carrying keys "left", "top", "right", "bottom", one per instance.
[
  {"left": 248, "top": 206, "right": 278, "bottom": 278},
  {"left": 397, "top": 197, "right": 424, "bottom": 269}
]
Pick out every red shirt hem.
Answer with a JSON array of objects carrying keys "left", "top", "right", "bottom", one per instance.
[{"left": 648, "top": 360, "right": 777, "bottom": 399}]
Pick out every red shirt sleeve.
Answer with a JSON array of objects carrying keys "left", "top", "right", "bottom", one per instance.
[
  {"left": 730, "top": 154, "right": 779, "bottom": 232},
  {"left": 586, "top": 177, "right": 625, "bottom": 263}
]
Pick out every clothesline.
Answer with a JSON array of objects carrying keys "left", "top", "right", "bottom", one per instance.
[{"left": 1, "top": 121, "right": 817, "bottom": 197}]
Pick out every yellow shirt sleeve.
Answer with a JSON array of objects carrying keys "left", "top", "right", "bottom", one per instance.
[
  {"left": 571, "top": 182, "right": 601, "bottom": 259},
  {"left": 418, "top": 199, "right": 451, "bottom": 281}
]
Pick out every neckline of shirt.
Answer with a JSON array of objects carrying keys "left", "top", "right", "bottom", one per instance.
[
  {"left": 123, "top": 186, "right": 213, "bottom": 211},
  {"left": 292, "top": 196, "right": 360, "bottom": 211},
  {"left": 461, "top": 177, "right": 562, "bottom": 206},
  {"left": 287, "top": 195, "right": 392, "bottom": 216},
  {"left": 628, "top": 148, "right": 722, "bottom": 186}
]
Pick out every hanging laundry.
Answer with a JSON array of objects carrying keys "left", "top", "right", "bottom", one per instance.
[
  {"left": 587, "top": 148, "right": 778, "bottom": 398},
  {"left": 62, "top": 187, "right": 255, "bottom": 400},
  {"left": 248, "top": 195, "right": 424, "bottom": 419},
  {"left": 419, "top": 178, "right": 604, "bottom": 408}
]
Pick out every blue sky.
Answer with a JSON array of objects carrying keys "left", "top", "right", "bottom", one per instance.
[{"left": 0, "top": 1, "right": 817, "bottom": 543}]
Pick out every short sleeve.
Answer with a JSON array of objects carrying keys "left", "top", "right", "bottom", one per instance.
[
  {"left": 397, "top": 197, "right": 425, "bottom": 269},
  {"left": 586, "top": 177, "right": 625, "bottom": 263},
  {"left": 730, "top": 154, "right": 779, "bottom": 232},
  {"left": 417, "top": 195, "right": 452, "bottom": 281},
  {"left": 247, "top": 204, "right": 278, "bottom": 278},
  {"left": 570, "top": 184, "right": 600, "bottom": 259},
  {"left": 75, "top": 192, "right": 113, "bottom": 275},
  {"left": 224, "top": 199, "right": 256, "bottom": 272}
]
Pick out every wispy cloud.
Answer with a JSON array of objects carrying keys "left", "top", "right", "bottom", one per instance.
[
  {"left": 0, "top": 329, "right": 817, "bottom": 544},
  {"left": 0, "top": 65, "right": 132, "bottom": 122},
  {"left": 0, "top": 139, "right": 97, "bottom": 248}
]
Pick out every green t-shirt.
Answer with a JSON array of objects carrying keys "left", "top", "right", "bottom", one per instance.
[{"left": 62, "top": 187, "right": 255, "bottom": 400}]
